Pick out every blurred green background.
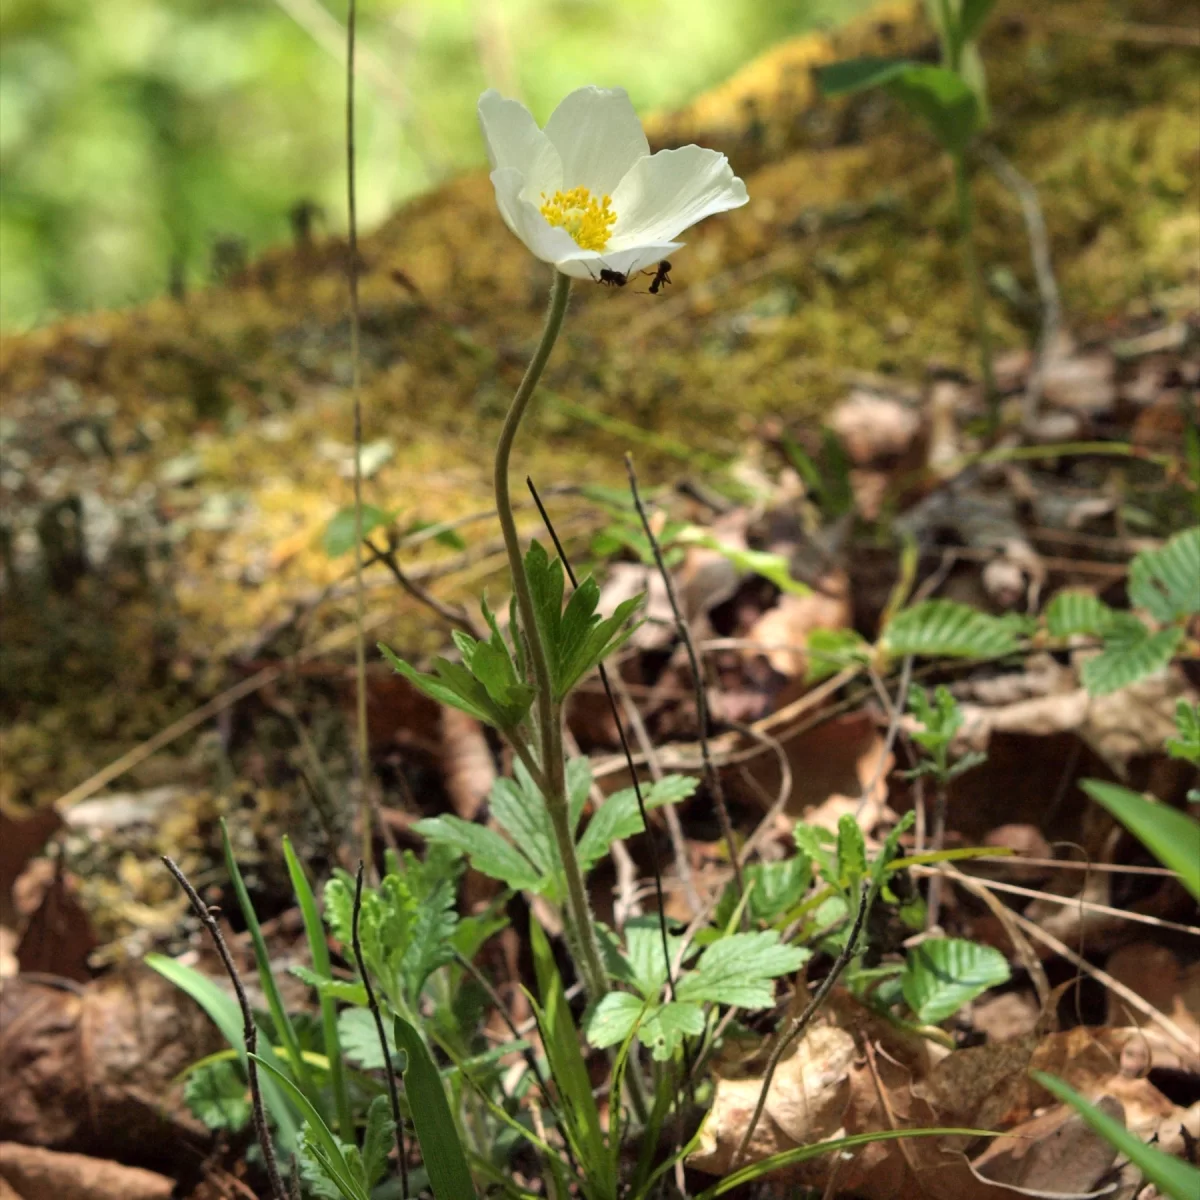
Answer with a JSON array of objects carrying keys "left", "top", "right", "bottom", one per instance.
[{"left": 0, "top": 0, "right": 873, "bottom": 329}]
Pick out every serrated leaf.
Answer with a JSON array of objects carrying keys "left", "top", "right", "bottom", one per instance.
[
  {"left": 717, "top": 855, "right": 812, "bottom": 929},
  {"left": 290, "top": 965, "right": 368, "bottom": 1007},
  {"left": 678, "top": 931, "right": 810, "bottom": 1009},
  {"left": 622, "top": 915, "right": 690, "bottom": 1000},
  {"left": 1081, "top": 618, "right": 1182, "bottom": 696},
  {"left": 414, "top": 815, "right": 545, "bottom": 893},
  {"left": 900, "top": 937, "right": 1010, "bottom": 1023},
  {"left": 638, "top": 1001, "right": 706, "bottom": 1062},
  {"left": 805, "top": 627, "right": 869, "bottom": 683},
  {"left": 1045, "top": 590, "right": 1115, "bottom": 638},
  {"left": 337, "top": 1007, "right": 399, "bottom": 1071},
  {"left": 488, "top": 771, "right": 557, "bottom": 880},
  {"left": 379, "top": 644, "right": 496, "bottom": 727},
  {"left": 836, "top": 815, "right": 868, "bottom": 890},
  {"left": 184, "top": 1060, "right": 251, "bottom": 1132},
  {"left": 1128, "top": 526, "right": 1200, "bottom": 623},
  {"left": 575, "top": 773, "right": 699, "bottom": 873},
  {"left": 1167, "top": 700, "right": 1200, "bottom": 766},
  {"left": 883, "top": 599, "right": 1025, "bottom": 660},
  {"left": 323, "top": 505, "right": 391, "bottom": 557},
  {"left": 1082, "top": 780, "right": 1200, "bottom": 902},
  {"left": 361, "top": 1095, "right": 396, "bottom": 1188},
  {"left": 586, "top": 991, "right": 644, "bottom": 1050},
  {"left": 794, "top": 823, "right": 837, "bottom": 885}
]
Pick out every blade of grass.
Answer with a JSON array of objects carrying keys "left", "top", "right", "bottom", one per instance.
[
  {"left": 1081, "top": 780, "right": 1200, "bottom": 901},
  {"left": 392, "top": 1015, "right": 478, "bottom": 1199},
  {"left": 1034, "top": 1072, "right": 1200, "bottom": 1200},
  {"left": 220, "top": 820, "right": 318, "bottom": 1105},
  {"left": 283, "top": 835, "right": 354, "bottom": 1142}
]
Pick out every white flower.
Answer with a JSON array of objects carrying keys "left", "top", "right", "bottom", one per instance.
[{"left": 478, "top": 86, "right": 748, "bottom": 281}]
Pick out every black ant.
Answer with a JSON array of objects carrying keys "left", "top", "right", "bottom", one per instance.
[
  {"left": 646, "top": 259, "right": 672, "bottom": 294},
  {"left": 588, "top": 261, "right": 630, "bottom": 287}
]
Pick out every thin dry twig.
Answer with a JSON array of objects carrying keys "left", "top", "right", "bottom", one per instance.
[
  {"left": 365, "top": 535, "right": 483, "bottom": 638},
  {"left": 729, "top": 719, "right": 794, "bottom": 867},
  {"left": 735, "top": 883, "right": 871, "bottom": 1166},
  {"left": 1008, "top": 903, "right": 1199, "bottom": 1060},
  {"left": 352, "top": 863, "right": 408, "bottom": 1197},
  {"left": 161, "top": 856, "right": 286, "bottom": 1200},
  {"left": 625, "top": 453, "right": 746, "bottom": 907},
  {"left": 608, "top": 666, "right": 702, "bottom": 915}
]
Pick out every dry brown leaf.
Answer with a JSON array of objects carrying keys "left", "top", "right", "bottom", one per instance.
[
  {"left": 831, "top": 389, "right": 924, "bottom": 465},
  {"left": 1104, "top": 944, "right": 1200, "bottom": 1061},
  {"left": 742, "top": 570, "right": 851, "bottom": 679},
  {"left": 0, "top": 1144, "right": 172, "bottom": 1200},
  {"left": 14, "top": 860, "right": 96, "bottom": 983},
  {"left": 438, "top": 707, "right": 495, "bottom": 820},
  {"left": 687, "top": 1023, "right": 857, "bottom": 1179}
]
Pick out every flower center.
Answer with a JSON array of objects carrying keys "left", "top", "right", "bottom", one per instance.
[{"left": 539, "top": 186, "right": 616, "bottom": 251}]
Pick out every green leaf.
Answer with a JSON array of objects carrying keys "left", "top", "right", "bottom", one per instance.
[
  {"left": 184, "top": 1059, "right": 251, "bottom": 1132},
  {"left": 487, "top": 763, "right": 557, "bottom": 881},
  {"left": 360, "top": 1095, "right": 395, "bottom": 1188},
  {"left": 1166, "top": 700, "right": 1200, "bottom": 766},
  {"left": 283, "top": 836, "right": 354, "bottom": 1143},
  {"left": 144, "top": 955, "right": 300, "bottom": 1148},
  {"left": 379, "top": 644, "right": 497, "bottom": 727},
  {"left": 717, "top": 856, "right": 812, "bottom": 929},
  {"left": 836, "top": 815, "right": 868, "bottom": 891},
  {"left": 323, "top": 504, "right": 391, "bottom": 557},
  {"left": 527, "top": 915, "right": 614, "bottom": 1198},
  {"left": 415, "top": 815, "right": 545, "bottom": 892},
  {"left": 678, "top": 530, "right": 810, "bottom": 596},
  {"left": 815, "top": 55, "right": 914, "bottom": 96},
  {"left": 1045, "top": 590, "right": 1115, "bottom": 638},
  {"left": 1033, "top": 1073, "right": 1200, "bottom": 1200},
  {"left": 804, "top": 628, "right": 869, "bottom": 683},
  {"left": 887, "top": 64, "right": 982, "bottom": 155},
  {"left": 1081, "top": 780, "right": 1200, "bottom": 902},
  {"left": 220, "top": 820, "right": 316, "bottom": 1104},
  {"left": 250, "top": 1055, "right": 370, "bottom": 1200},
  {"left": 883, "top": 599, "right": 1025, "bottom": 660},
  {"left": 392, "top": 1015, "right": 477, "bottom": 1199},
  {"left": 637, "top": 1000, "right": 707, "bottom": 1061},
  {"left": 679, "top": 931, "right": 810, "bottom": 1009},
  {"left": 621, "top": 915, "right": 690, "bottom": 1000},
  {"left": 957, "top": 0, "right": 998, "bottom": 44},
  {"left": 576, "top": 774, "right": 699, "bottom": 873},
  {"left": 289, "top": 965, "right": 368, "bottom": 1007},
  {"left": 1081, "top": 618, "right": 1182, "bottom": 696},
  {"left": 585, "top": 991, "right": 645, "bottom": 1050},
  {"left": 1128, "top": 527, "right": 1200, "bottom": 623},
  {"left": 794, "top": 823, "right": 837, "bottom": 886},
  {"left": 900, "top": 937, "right": 1010, "bottom": 1023},
  {"left": 337, "top": 1007, "right": 399, "bottom": 1071}
]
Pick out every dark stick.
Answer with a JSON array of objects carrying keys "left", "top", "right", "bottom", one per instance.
[
  {"left": 624, "top": 454, "right": 746, "bottom": 907},
  {"left": 352, "top": 863, "right": 408, "bottom": 1198},
  {"left": 734, "top": 882, "right": 871, "bottom": 1166},
  {"left": 161, "top": 856, "right": 286, "bottom": 1200},
  {"left": 526, "top": 476, "right": 694, "bottom": 1127},
  {"left": 366, "top": 535, "right": 483, "bottom": 640}
]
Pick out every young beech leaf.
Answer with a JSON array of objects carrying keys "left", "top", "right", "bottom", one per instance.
[
  {"left": 677, "top": 931, "right": 810, "bottom": 1009},
  {"left": 1045, "top": 590, "right": 1114, "bottom": 638},
  {"left": 883, "top": 599, "right": 1026, "bottom": 660},
  {"left": 900, "top": 937, "right": 1010, "bottom": 1023},
  {"left": 1127, "top": 526, "right": 1200, "bottom": 624},
  {"left": 1081, "top": 617, "right": 1181, "bottom": 697}
]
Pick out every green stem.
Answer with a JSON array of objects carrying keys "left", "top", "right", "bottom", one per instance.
[
  {"left": 953, "top": 152, "right": 998, "bottom": 437},
  {"left": 493, "top": 269, "right": 608, "bottom": 1004}
]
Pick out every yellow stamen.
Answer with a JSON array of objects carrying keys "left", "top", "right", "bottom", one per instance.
[{"left": 539, "top": 186, "right": 616, "bottom": 252}]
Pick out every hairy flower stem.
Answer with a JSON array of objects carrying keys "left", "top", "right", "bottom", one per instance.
[
  {"left": 954, "top": 152, "right": 999, "bottom": 437},
  {"left": 493, "top": 270, "right": 608, "bottom": 1004}
]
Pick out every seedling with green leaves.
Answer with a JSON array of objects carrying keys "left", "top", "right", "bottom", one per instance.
[{"left": 1166, "top": 700, "right": 1200, "bottom": 803}]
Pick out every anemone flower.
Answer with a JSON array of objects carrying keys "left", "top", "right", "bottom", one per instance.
[{"left": 478, "top": 85, "right": 748, "bottom": 281}]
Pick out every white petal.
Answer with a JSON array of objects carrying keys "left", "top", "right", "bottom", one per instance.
[
  {"left": 554, "top": 242, "right": 682, "bottom": 281},
  {"left": 608, "top": 146, "right": 748, "bottom": 248},
  {"left": 477, "top": 89, "right": 549, "bottom": 177},
  {"left": 490, "top": 169, "right": 582, "bottom": 265},
  {"left": 543, "top": 87, "right": 650, "bottom": 198}
]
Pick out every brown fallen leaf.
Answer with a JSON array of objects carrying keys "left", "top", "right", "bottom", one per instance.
[
  {"left": 0, "top": 1143, "right": 172, "bottom": 1200},
  {"left": 0, "top": 970, "right": 217, "bottom": 1171},
  {"left": 687, "top": 1022, "right": 857, "bottom": 1179},
  {"left": 1104, "top": 943, "right": 1200, "bottom": 1058},
  {"left": 14, "top": 859, "right": 96, "bottom": 983},
  {"left": 742, "top": 569, "right": 851, "bottom": 680}
]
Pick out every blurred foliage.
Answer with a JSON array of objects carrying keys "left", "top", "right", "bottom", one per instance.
[{"left": 0, "top": 0, "right": 873, "bottom": 328}]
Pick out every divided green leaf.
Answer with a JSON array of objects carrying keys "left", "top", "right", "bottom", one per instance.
[
  {"left": 677, "top": 931, "right": 810, "bottom": 1009},
  {"left": 184, "top": 1059, "right": 251, "bottom": 1132},
  {"left": 1127, "top": 527, "right": 1200, "bottom": 624}
]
